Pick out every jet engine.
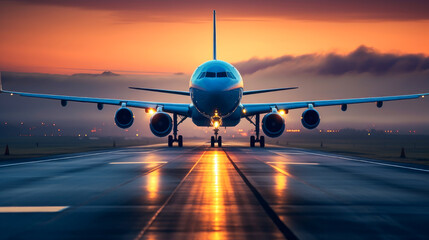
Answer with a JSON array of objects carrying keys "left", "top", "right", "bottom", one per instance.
[
  {"left": 301, "top": 108, "right": 320, "bottom": 129},
  {"left": 114, "top": 107, "right": 134, "bottom": 129},
  {"left": 262, "top": 112, "right": 285, "bottom": 138},
  {"left": 150, "top": 112, "right": 173, "bottom": 137}
]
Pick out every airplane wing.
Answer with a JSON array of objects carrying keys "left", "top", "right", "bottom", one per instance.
[
  {"left": 0, "top": 75, "right": 190, "bottom": 116},
  {"left": 242, "top": 93, "right": 429, "bottom": 116},
  {"left": 243, "top": 87, "right": 298, "bottom": 95},
  {"left": 129, "top": 87, "right": 190, "bottom": 96}
]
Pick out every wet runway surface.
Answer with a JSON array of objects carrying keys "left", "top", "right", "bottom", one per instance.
[{"left": 0, "top": 142, "right": 428, "bottom": 240}]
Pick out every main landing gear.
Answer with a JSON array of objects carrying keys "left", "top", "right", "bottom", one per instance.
[
  {"left": 210, "top": 128, "right": 222, "bottom": 147},
  {"left": 245, "top": 114, "right": 265, "bottom": 148},
  {"left": 168, "top": 113, "right": 187, "bottom": 147}
]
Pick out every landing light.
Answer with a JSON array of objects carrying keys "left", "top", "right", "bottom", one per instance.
[
  {"left": 213, "top": 121, "right": 220, "bottom": 128},
  {"left": 242, "top": 108, "right": 247, "bottom": 114},
  {"left": 146, "top": 108, "right": 155, "bottom": 115},
  {"left": 279, "top": 109, "right": 286, "bottom": 115}
]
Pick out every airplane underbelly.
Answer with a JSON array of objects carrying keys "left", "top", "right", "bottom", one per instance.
[
  {"left": 190, "top": 88, "right": 242, "bottom": 118},
  {"left": 191, "top": 105, "right": 241, "bottom": 127}
]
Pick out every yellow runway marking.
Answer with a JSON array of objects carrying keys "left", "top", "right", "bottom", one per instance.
[{"left": 0, "top": 206, "right": 68, "bottom": 213}]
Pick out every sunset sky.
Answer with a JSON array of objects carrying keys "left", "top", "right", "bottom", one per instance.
[
  {"left": 1, "top": 0, "right": 429, "bottom": 74},
  {"left": 1, "top": 0, "right": 429, "bottom": 136}
]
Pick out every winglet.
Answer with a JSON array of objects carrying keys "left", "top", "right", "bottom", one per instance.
[{"left": 213, "top": 10, "right": 216, "bottom": 60}]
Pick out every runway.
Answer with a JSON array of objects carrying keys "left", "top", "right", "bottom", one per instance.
[{"left": 0, "top": 142, "right": 428, "bottom": 240}]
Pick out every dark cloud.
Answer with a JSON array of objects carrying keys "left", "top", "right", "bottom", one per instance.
[
  {"left": 233, "top": 56, "right": 294, "bottom": 76},
  {"left": 9, "top": 0, "right": 429, "bottom": 21},
  {"left": 234, "top": 46, "right": 429, "bottom": 76},
  {"left": 71, "top": 71, "right": 119, "bottom": 78}
]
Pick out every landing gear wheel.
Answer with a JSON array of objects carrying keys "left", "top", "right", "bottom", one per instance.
[
  {"left": 250, "top": 136, "right": 255, "bottom": 147},
  {"left": 260, "top": 136, "right": 265, "bottom": 148},
  {"left": 211, "top": 136, "right": 215, "bottom": 147},
  {"left": 218, "top": 136, "right": 222, "bottom": 147},
  {"left": 168, "top": 135, "right": 173, "bottom": 147},
  {"left": 178, "top": 135, "right": 183, "bottom": 147}
]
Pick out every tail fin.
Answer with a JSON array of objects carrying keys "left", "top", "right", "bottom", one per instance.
[
  {"left": 0, "top": 72, "right": 2, "bottom": 92},
  {"left": 213, "top": 10, "right": 216, "bottom": 60}
]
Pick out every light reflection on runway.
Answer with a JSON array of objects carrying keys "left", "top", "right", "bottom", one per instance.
[
  {"left": 146, "top": 170, "right": 160, "bottom": 201},
  {"left": 143, "top": 149, "right": 283, "bottom": 240},
  {"left": 274, "top": 173, "right": 288, "bottom": 199}
]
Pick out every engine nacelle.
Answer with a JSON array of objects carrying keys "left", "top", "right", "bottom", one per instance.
[
  {"left": 150, "top": 112, "right": 172, "bottom": 137},
  {"left": 262, "top": 112, "right": 285, "bottom": 138},
  {"left": 301, "top": 108, "right": 320, "bottom": 129},
  {"left": 115, "top": 107, "right": 134, "bottom": 129}
]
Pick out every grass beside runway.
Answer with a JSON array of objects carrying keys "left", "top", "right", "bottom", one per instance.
[
  {"left": 0, "top": 136, "right": 164, "bottom": 160},
  {"left": 268, "top": 132, "right": 429, "bottom": 166}
]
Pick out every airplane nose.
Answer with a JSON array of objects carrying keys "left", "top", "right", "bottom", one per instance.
[{"left": 191, "top": 88, "right": 241, "bottom": 117}]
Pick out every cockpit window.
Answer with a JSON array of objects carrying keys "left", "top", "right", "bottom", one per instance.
[
  {"left": 197, "top": 71, "right": 236, "bottom": 79},
  {"left": 227, "top": 72, "right": 236, "bottom": 79},
  {"left": 206, "top": 72, "right": 216, "bottom": 77},
  {"left": 198, "top": 72, "right": 205, "bottom": 79},
  {"left": 217, "top": 72, "right": 227, "bottom": 77}
]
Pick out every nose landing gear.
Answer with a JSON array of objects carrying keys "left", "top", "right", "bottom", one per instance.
[
  {"left": 210, "top": 114, "right": 222, "bottom": 147},
  {"left": 245, "top": 114, "right": 265, "bottom": 148},
  {"left": 210, "top": 128, "right": 222, "bottom": 147}
]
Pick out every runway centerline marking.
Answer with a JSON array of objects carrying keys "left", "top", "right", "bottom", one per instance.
[
  {"left": 296, "top": 151, "right": 429, "bottom": 173},
  {"left": 109, "top": 161, "right": 168, "bottom": 164},
  {"left": 223, "top": 149, "right": 299, "bottom": 240},
  {"left": 266, "top": 161, "right": 319, "bottom": 165},
  {"left": 0, "top": 206, "right": 68, "bottom": 213}
]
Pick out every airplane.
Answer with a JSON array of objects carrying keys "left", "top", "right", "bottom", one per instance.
[{"left": 1, "top": 10, "right": 428, "bottom": 148}]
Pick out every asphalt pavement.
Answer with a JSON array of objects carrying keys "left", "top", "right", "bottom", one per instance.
[{"left": 0, "top": 141, "right": 428, "bottom": 240}]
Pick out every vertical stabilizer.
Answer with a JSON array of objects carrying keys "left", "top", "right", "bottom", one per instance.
[
  {"left": 0, "top": 72, "right": 2, "bottom": 92},
  {"left": 213, "top": 10, "right": 216, "bottom": 60}
]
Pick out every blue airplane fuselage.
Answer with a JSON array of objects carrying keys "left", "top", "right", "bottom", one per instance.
[{"left": 189, "top": 60, "right": 243, "bottom": 125}]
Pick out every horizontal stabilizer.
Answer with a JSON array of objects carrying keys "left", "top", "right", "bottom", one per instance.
[
  {"left": 243, "top": 87, "right": 298, "bottom": 95},
  {"left": 129, "top": 87, "right": 190, "bottom": 96}
]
